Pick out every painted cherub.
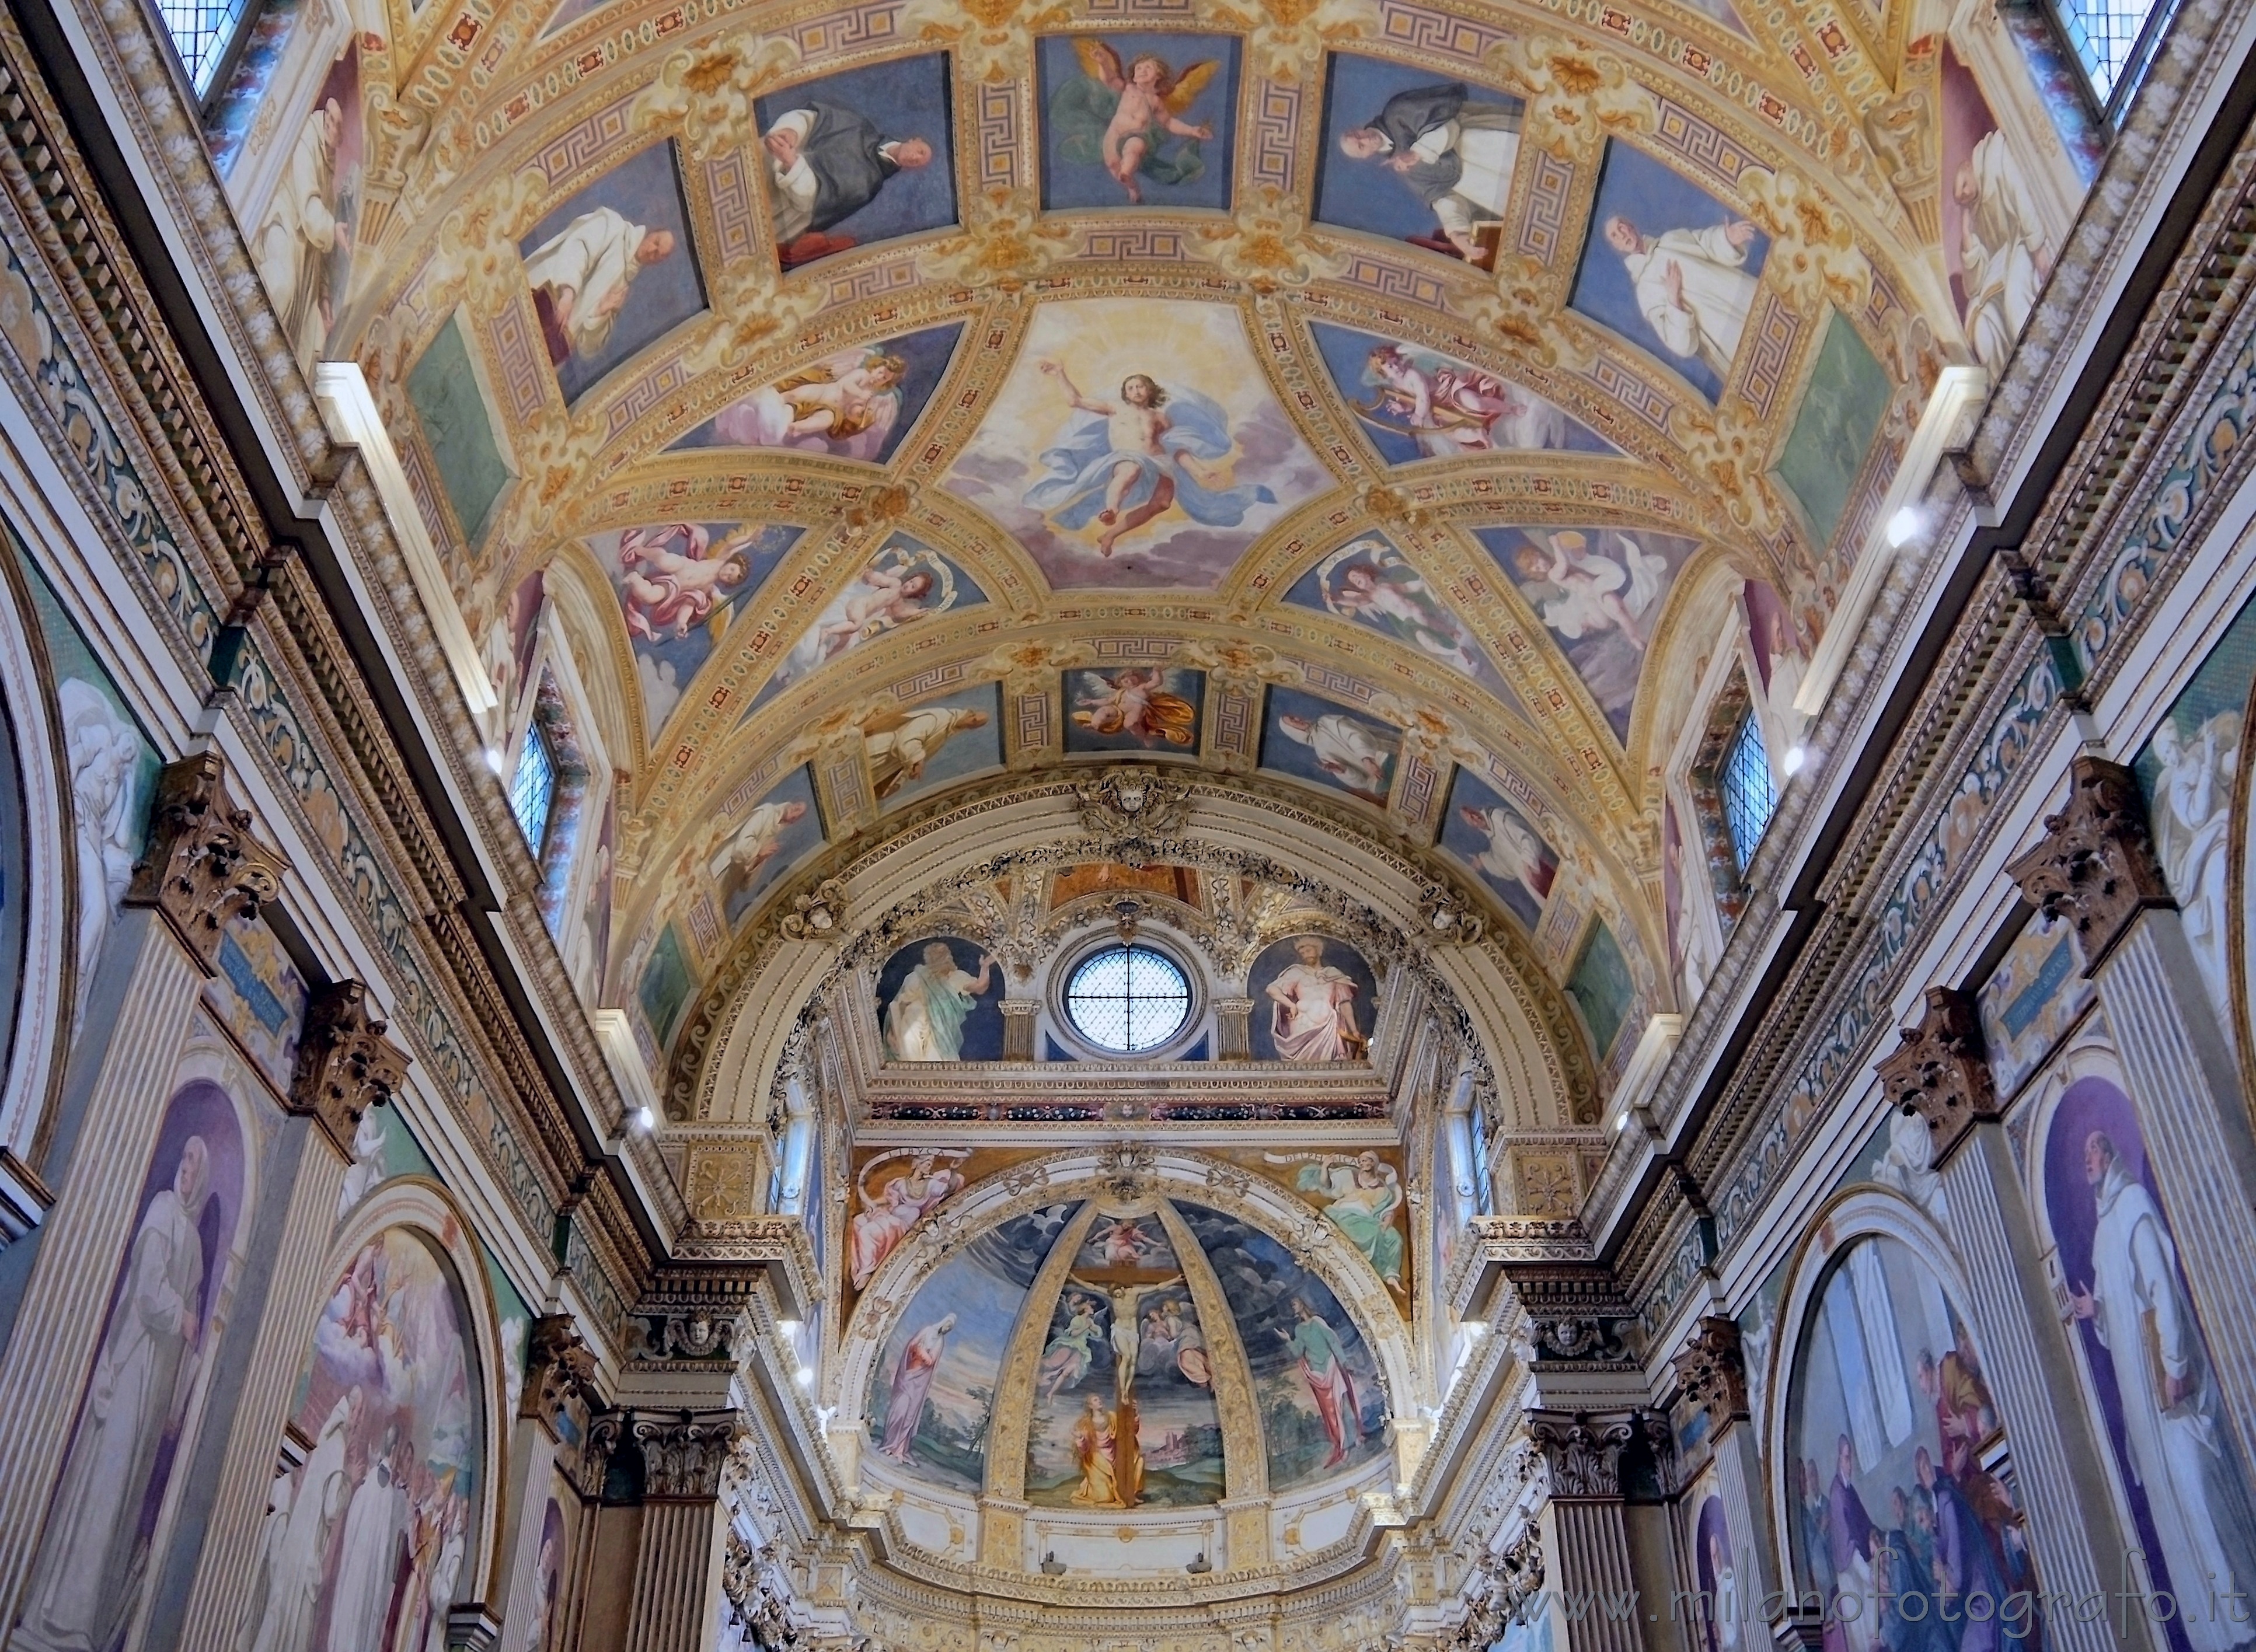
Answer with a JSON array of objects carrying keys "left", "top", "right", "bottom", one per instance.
[
  {"left": 1056, "top": 43, "right": 1220, "bottom": 204},
  {"left": 616, "top": 522, "right": 757, "bottom": 642}
]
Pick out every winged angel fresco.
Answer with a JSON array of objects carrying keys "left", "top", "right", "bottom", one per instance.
[{"left": 1050, "top": 43, "right": 1219, "bottom": 204}]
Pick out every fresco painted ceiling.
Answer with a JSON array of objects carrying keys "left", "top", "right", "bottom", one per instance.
[{"left": 221, "top": 0, "right": 2095, "bottom": 1092}]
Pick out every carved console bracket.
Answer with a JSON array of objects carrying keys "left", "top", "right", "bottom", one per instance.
[
  {"left": 1452, "top": 1527, "right": 1545, "bottom": 1652},
  {"left": 1874, "top": 986, "right": 1997, "bottom": 1165},
  {"left": 2004, "top": 755, "right": 2173, "bottom": 972},
  {"left": 1500, "top": 1261, "right": 1634, "bottom": 1365},
  {"left": 629, "top": 1265, "right": 768, "bottom": 1364},
  {"left": 290, "top": 980, "right": 411, "bottom": 1158},
  {"left": 125, "top": 750, "right": 288, "bottom": 974}
]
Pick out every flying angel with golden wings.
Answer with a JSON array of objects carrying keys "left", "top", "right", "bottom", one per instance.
[{"left": 1051, "top": 41, "right": 1221, "bottom": 204}]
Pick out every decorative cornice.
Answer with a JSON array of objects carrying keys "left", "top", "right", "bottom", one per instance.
[
  {"left": 124, "top": 750, "right": 287, "bottom": 975},
  {"left": 289, "top": 980, "right": 412, "bottom": 1157},
  {"left": 1500, "top": 1259, "right": 1633, "bottom": 1367},
  {"left": 2004, "top": 756, "right": 2174, "bottom": 973},
  {"left": 627, "top": 1265, "right": 768, "bottom": 1364},
  {"left": 1874, "top": 985, "right": 1997, "bottom": 1164}
]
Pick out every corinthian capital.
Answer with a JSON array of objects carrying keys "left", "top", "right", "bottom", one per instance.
[
  {"left": 2003, "top": 755, "right": 2172, "bottom": 971},
  {"left": 634, "top": 1412, "right": 741, "bottom": 1500},
  {"left": 290, "top": 981, "right": 410, "bottom": 1157},
  {"left": 1874, "top": 986, "right": 1996, "bottom": 1164},
  {"left": 1669, "top": 1316, "right": 1749, "bottom": 1430},
  {"left": 1524, "top": 1412, "right": 1635, "bottom": 1499},
  {"left": 125, "top": 750, "right": 288, "bottom": 974}
]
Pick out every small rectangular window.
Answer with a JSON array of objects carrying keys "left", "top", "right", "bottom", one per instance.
[
  {"left": 510, "top": 726, "right": 557, "bottom": 853},
  {"left": 1720, "top": 710, "right": 1777, "bottom": 874},
  {"left": 158, "top": 0, "right": 255, "bottom": 96}
]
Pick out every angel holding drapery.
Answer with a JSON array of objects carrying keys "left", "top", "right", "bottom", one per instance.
[{"left": 1049, "top": 43, "right": 1219, "bottom": 204}]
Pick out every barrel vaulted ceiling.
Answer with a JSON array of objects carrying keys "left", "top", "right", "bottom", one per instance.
[{"left": 243, "top": 0, "right": 2091, "bottom": 1097}]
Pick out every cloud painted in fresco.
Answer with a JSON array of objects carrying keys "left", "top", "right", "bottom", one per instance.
[
  {"left": 672, "top": 324, "right": 962, "bottom": 467},
  {"left": 1306, "top": 322, "right": 1611, "bottom": 466}
]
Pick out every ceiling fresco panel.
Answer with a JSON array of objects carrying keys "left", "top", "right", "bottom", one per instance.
[
  {"left": 1568, "top": 138, "right": 1772, "bottom": 404},
  {"left": 709, "top": 761, "right": 825, "bottom": 928},
  {"left": 1305, "top": 320, "right": 1612, "bottom": 465},
  {"left": 754, "top": 54, "right": 960, "bottom": 269},
  {"left": 862, "top": 680, "right": 1005, "bottom": 809},
  {"left": 1062, "top": 666, "right": 1207, "bottom": 757},
  {"left": 1437, "top": 765, "right": 1560, "bottom": 932},
  {"left": 1257, "top": 685, "right": 1401, "bottom": 807},
  {"left": 1035, "top": 34, "right": 1244, "bottom": 214},
  {"left": 1282, "top": 530, "right": 1519, "bottom": 703},
  {"left": 518, "top": 139, "right": 707, "bottom": 405},
  {"left": 594, "top": 520, "right": 805, "bottom": 744},
  {"left": 1312, "top": 54, "right": 1526, "bottom": 273},
  {"left": 670, "top": 322, "right": 964, "bottom": 466},
  {"left": 745, "top": 533, "right": 988, "bottom": 713},
  {"left": 1471, "top": 523, "right": 1703, "bottom": 742},
  {"left": 941, "top": 298, "right": 1327, "bottom": 590}
]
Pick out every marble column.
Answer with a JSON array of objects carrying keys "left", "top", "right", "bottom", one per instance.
[
  {"left": 619, "top": 1413, "right": 742, "bottom": 1652},
  {"left": 169, "top": 976, "right": 411, "bottom": 1652},
  {"left": 1667, "top": 1318, "right": 1779, "bottom": 1636},
  {"left": 1875, "top": 984, "right": 2141, "bottom": 1652},
  {"left": 0, "top": 750, "right": 285, "bottom": 1611},
  {"left": 1526, "top": 1413, "right": 1647, "bottom": 1652},
  {"left": 2007, "top": 755, "right": 2256, "bottom": 1475},
  {"left": 491, "top": 1316, "right": 602, "bottom": 1649}
]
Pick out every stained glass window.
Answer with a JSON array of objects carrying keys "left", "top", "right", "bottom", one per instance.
[
  {"left": 510, "top": 725, "right": 557, "bottom": 853},
  {"left": 158, "top": 0, "right": 254, "bottom": 96},
  {"left": 2055, "top": 0, "right": 2162, "bottom": 106},
  {"left": 1064, "top": 944, "right": 1191, "bottom": 1054},
  {"left": 1721, "top": 710, "right": 1777, "bottom": 874}
]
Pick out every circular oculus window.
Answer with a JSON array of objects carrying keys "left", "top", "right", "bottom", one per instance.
[{"left": 1062, "top": 943, "right": 1193, "bottom": 1054}]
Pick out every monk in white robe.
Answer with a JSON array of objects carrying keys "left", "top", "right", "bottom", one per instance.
[
  {"left": 1955, "top": 132, "right": 2048, "bottom": 379},
  {"left": 16, "top": 1137, "right": 212, "bottom": 1652},
  {"left": 2069, "top": 1130, "right": 2256, "bottom": 1651},
  {"left": 240, "top": 1393, "right": 357, "bottom": 1652},
  {"left": 1605, "top": 214, "right": 1760, "bottom": 382},
  {"left": 253, "top": 99, "right": 349, "bottom": 369},
  {"left": 1276, "top": 712, "right": 1394, "bottom": 799},
  {"left": 521, "top": 207, "right": 675, "bottom": 366}
]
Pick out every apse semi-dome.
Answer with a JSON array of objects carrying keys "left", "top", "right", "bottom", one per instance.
[{"left": 860, "top": 1192, "right": 1390, "bottom": 1527}]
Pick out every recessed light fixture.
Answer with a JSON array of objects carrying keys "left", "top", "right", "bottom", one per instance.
[
  {"left": 484, "top": 748, "right": 506, "bottom": 774},
  {"left": 1784, "top": 744, "right": 1808, "bottom": 776},
  {"left": 633, "top": 1105, "right": 655, "bottom": 1133},
  {"left": 1886, "top": 506, "right": 1923, "bottom": 549}
]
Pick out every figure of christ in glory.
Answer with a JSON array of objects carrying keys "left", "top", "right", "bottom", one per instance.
[{"left": 1025, "top": 362, "right": 1275, "bottom": 557}]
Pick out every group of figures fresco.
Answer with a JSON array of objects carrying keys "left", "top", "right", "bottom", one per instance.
[
  {"left": 1791, "top": 1236, "right": 2038, "bottom": 1652},
  {"left": 866, "top": 1199, "right": 1387, "bottom": 1508}
]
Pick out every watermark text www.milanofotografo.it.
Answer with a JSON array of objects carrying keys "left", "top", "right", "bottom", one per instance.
[{"left": 1486, "top": 1549, "right": 2252, "bottom": 1640}]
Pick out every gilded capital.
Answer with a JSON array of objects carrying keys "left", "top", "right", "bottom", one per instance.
[
  {"left": 290, "top": 980, "right": 410, "bottom": 1158},
  {"left": 125, "top": 750, "right": 288, "bottom": 975}
]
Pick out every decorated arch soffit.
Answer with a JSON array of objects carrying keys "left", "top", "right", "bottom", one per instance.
[{"left": 298, "top": 0, "right": 2081, "bottom": 1087}]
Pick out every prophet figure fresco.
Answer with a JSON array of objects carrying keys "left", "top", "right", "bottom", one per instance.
[
  {"left": 1254, "top": 937, "right": 1369, "bottom": 1063},
  {"left": 1267, "top": 1150, "right": 1407, "bottom": 1293},
  {"left": 877, "top": 938, "right": 1003, "bottom": 1061},
  {"left": 1323, "top": 64, "right": 1523, "bottom": 268},
  {"left": 754, "top": 57, "right": 956, "bottom": 268}
]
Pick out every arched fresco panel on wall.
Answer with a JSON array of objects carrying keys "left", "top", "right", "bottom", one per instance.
[
  {"left": 235, "top": 1223, "right": 483, "bottom": 1652},
  {"left": 2034, "top": 1070, "right": 2256, "bottom": 1651},
  {"left": 1786, "top": 1231, "right": 2041, "bottom": 1650},
  {"left": 1247, "top": 934, "right": 1379, "bottom": 1063},
  {"left": 11, "top": 1073, "right": 251, "bottom": 1652}
]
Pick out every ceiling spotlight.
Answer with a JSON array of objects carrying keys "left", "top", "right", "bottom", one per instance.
[
  {"left": 1462, "top": 1319, "right": 1486, "bottom": 1337},
  {"left": 484, "top": 748, "right": 506, "bottom": 774},
  {"left": 1614, "top": 1112, "right": 1629, "bottom": 1131},
  {"left": 779, "top": 1319, "right": 802, "bottom": 1339},
  {"left": 794, "top": 1365, "right": 814, "bottom": 1387},
  {"left": 1885, "top": 506, "right": 1923, "bottom": 549},
  {"left": 1784, "top": 744, "right": 1808, "bottom": 776},
  {"left": 633, "top": 1105, "right": 655, "bottom": 1133}
]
